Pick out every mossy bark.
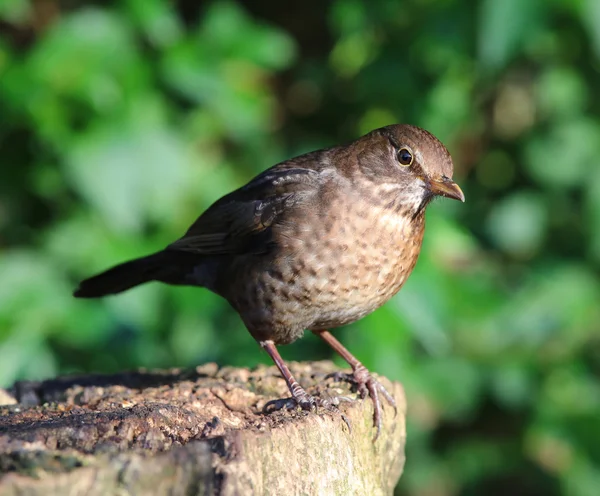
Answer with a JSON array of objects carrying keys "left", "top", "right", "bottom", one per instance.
[{"left": 0, "top": 361, "right": 405, "bottom": 495}]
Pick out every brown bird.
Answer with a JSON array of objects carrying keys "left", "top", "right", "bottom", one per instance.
[{"left": 74, "top": 124, "right": 464, "bottom": 438}]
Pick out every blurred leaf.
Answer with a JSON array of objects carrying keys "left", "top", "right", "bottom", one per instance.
[
  {"left": 487, "top": 192, "right": 548, "bottom": 257},
  {"left": 330, "top": 30, "right": 378, "bottom": 77},
  {"left": 199, "top": 1, "right": 295, "bottom": 69},
  {"left": 161, "top": 3, "right": 294, "bottom": 139},
  {"left": 525, "top": 119, "right": 600, "bottom": 188},
  {"left": 491, "top": 363, "right": 535, "bottom": 408},
  {"left": 423, "top": 70, "right": 474, "bottom": 138},
  {"left": 491, "top": 265, "right": 600, "bottom": 352},
  {"left": 564, "top": 459, "right": 600, "bottom": 496},
  {"left": 0, "top": 329, "right": 57, "bottom": 384},
  {"left": 0, "top": 0, "right": 30, "bottom": 24},
  {"left": 417, "top": 356, "right": 483, "bottom": 419},
  {"left": 28, "top": 8, "right": 141, "bottom": 104},
  {"left": 393, "top": 280, "right": 452, "bottom": 357},
  {"left": 582, "top": 0, "right": 600, "bottom": 60},
  {"left": 585, "top": 166, "right": 600, "bottom": 262},
  {"left": 537, "top": 66, "right": 589, "bottom": 118},
  {"left": 447, "top": 440, "right": 506, "bottom": 487},
  {"left": 0, "top": 251, "right": 71, "bottom": 326},
  {"left": 65, "top": 118, "right": 189, "bottom": 233},
  {"left": 358, "top": 108, "right": 398, "bottom": 135},
  {"left": 541, "top": 364, "right": 600, "bottom": 416},
  {"left": 330, "top": 0, "right": 368, "bottom": 35},
  {"left": 479, "top": 0, "right": 544, "bottom": 71},
  {"left": 124, "top": 0, "right": 183, "bottom": 47}
]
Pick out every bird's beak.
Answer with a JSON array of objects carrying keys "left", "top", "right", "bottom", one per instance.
[{"left": 429, "top": 177, "right": 465, "bottom": 202}]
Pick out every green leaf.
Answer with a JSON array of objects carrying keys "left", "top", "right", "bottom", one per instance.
[
  {"left": 487, "top": 192, "right": 548, "bottom": 258},
  {"left": 525, "top": 119, "right": 600, "bottom": 188},
  {"left": 65, "top": 118, "right": 189, "bottom": 233},
  {"left": 479, "top": 0, "right": 544, "bottom": 71},
  {"left": 123, "top": 0, "right": 182, "bottom": 47},
  {"left": 0, "top": 0, "right": 31, "bottom": 24}
]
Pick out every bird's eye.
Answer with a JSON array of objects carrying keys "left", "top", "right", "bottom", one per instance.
[{"left": 397, "top": 148, "right": 413, "bottom": 166}]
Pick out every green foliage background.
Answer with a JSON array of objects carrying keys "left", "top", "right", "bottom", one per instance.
[{"left": 1, "top": 0, "right": 599, "bottom": 494}]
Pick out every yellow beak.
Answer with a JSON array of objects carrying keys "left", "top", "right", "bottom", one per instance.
[{"left": 429, "top": 177, "right": 465, "bottom": 202}]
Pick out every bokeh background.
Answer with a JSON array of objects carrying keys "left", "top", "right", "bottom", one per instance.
[{"left": 1, "top": 0, "right": 599, "bottom": 494}]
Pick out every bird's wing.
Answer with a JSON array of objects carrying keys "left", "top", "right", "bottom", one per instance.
[{"left": 167, "top": 166, "right": 321, "bottom": 255}]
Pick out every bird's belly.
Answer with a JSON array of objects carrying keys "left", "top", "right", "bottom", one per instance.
[
  {"left": 307, "top": 244, "right": 415, "bottom": 329},
  {"left": 226, "top": 199, "right": 425, "bottom": 343},
  {"left": 282, "top": 204, "right": 425, "bottom": 330}
]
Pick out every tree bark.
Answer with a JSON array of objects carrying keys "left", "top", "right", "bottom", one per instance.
[{"left": 0, "top": 361, "right": 406, "bottom": 495}]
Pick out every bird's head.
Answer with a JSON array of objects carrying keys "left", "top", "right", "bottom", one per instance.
[{"left": 349, "top": 124, "right": 464, "bottom": 212}]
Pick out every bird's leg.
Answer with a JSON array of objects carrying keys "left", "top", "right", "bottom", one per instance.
[
  {"left": 315, "top": 330, "right": 396, "bottom": 440},
  {"left": 260, "top": 340, "right": 317, "bottom": 411},
  {"left": 260, "top": 340, "right": 353, "bottom": 432}
]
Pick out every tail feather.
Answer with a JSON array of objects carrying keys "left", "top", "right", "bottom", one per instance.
[{"left": 74, "top": 251, "right": 179, "bottom": 298}]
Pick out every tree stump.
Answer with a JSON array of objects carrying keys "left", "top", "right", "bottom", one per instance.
[{"left": 0, "top": 361, "right": 406, "bottom": 495}]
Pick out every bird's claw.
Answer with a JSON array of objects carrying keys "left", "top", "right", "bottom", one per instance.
[
  {"left": 327, "top": 365, "right": 396, "bottom": 441},
  {"left": 263, "top": 392, "right": 352, "bottom": 433},
  {"left": 263, "top": 394, "right": 316, "bottom": 413}
]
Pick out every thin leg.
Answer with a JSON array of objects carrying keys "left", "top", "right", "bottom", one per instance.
[
  {"left": 260, "top": 340, "right": 353, "bottom": 432},
  {"left": 315, "top": 330, "right": 396, "bottom": 440},
  {"left": 260, "top": 340, "right": 315, "bottom": 411}
]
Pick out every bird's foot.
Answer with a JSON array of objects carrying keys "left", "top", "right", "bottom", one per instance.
[
  {"left": 258, "top": 340, "right": 352, "bottom": 432},
  {"left": 263, "top": 390, "right": 319, "bottom": 413},
  {"left": 327, "top": 364, "right": 396, "bottom": 440},
  {"left": 263, "top": 389, "right": 352, "bottom": 432}
]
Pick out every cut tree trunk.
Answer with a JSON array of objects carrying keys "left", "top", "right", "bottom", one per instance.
[{"left": 0, "top": 361, "right": 406, "bottom": 496}]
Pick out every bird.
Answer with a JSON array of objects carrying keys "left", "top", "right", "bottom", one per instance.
[{"left": 74, "top": 124, "right": 464, "bottom": 439}]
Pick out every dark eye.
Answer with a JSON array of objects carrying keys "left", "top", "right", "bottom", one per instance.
[{"left": 397, "top": 148, "right": 413, "bottom": 166}]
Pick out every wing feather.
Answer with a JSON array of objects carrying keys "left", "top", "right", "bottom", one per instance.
[{"left": 166, "top": 166, "right": 321, "bottom": 255}]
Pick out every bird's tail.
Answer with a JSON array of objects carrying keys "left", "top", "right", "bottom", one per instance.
[{"left": 73, "top": 251, "right": 184, "bottom": 298}]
